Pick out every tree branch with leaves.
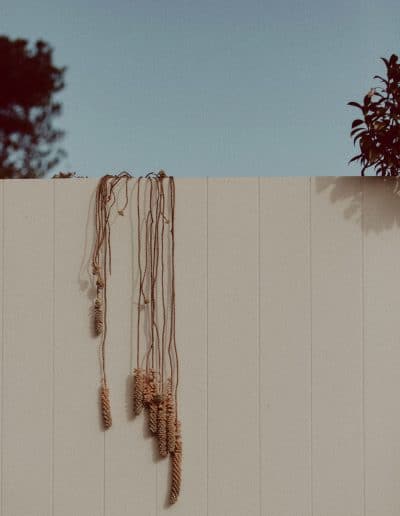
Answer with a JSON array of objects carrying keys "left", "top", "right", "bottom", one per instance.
[
  {"left": 0, "top": 35, "right": 66, "bottom": 178},
  {"left": 348, "top": 54, "right": 400, "bottom": 176}
]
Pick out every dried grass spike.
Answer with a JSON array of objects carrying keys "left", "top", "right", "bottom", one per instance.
[
  {"left": 143, "top": 378, "right": 153, "bottom": 405},
  {"left": 169, "top": 420, "right": 182, "bottom": 505},
  {"left": 148, "top": 402, "right": 158, "bottom": 434},
  {"left": 157, "top": 397, "right": 168, "bottom": 458},
  {"left": 146, "top": 371, "right": 159, "bottom": 433},
  {"left": 100, "top": 385, "right": 112, "bottom": 430},
  {"left": 143, "top": 372, "right": 155, "bottom": 405},
  {"left": 93, "top": 297, "right": 104, "bottom": 336},
  {"left": 166, "top": 381, "right": 176, "bottom": 452},
  {"left": 133, "top": 368, "right": 145, "bottom": 415}
]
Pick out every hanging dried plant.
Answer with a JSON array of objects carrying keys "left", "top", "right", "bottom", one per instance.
[
  {"left": 157, "top": 396, "right": 168, "bottom": 458},
  {"left": 100, "top": 385, "right": 112, "bottom": 430},
  {"left": 169, "top": 420, "right": 182, "bottom": 505},
  {"left": 89, "top": 171, "right": 181, "bottom": 500},
  {"left": 148, "top": 401, "right": 158, "bottom": 435},
  {"left": 132, "top": 172, "right": 181, "bottom": 494},
  {"left": 133, "top": 173, "right": 182, "bottom": 498},
  {"left": 166, "top": 380, "right": 176, "bottom": 453},
  {"left": 93, "top": 295, "right": 104, "bottom": 336},
  {"left": 144, "top": 370, "right": 159, "bottom": 434},
  {"left": 91, "top": 172, "right": 132, "bottom": 431},
  {"left": 133, "top": 368, "right": 145, "bottom": 415},
  {"left": 143, "top": 372, "right": 154, "bottom": 405}
]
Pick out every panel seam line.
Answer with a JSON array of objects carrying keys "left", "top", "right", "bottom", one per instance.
[
  {"left": 51, "top": 180, "right": 55, "bottom": 516},
  {"left": 309, "top": 177, "right": 314, "bottom": 516},
  {"left": 1, "top": 181, "right": 5, "bottom": 516},
  {"left": 257, "top": 177, "right": 262, "bottom": 516},
  {"left": 206, "top": 177, "right": 209, "bottom": 516},
  {"left": 361, "top": 180, "right": 366, "bottom": 516}
]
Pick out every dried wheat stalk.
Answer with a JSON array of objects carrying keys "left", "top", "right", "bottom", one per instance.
[
  {"left": 131, "top": 173, "right": 181, "bottom": 501},
  {"left": 166, "top": 380, "right": 176, "bottom": 453},
  {"left": 169, "top": 420, "right": 182, "bottom": 505},
  {"left": 143, "top": 374, "right": 154, "bottom": 405},
  {"left": 93, "top": 296, "right": 104, "bottom": 336},
  {"left": 158, "top": 396, "right": 168, "bottom": 458},
  {"left": 100, "top": 385, "right": 112, "bottom": 430},
  {"left": 144, "top": 371, "right": 159, "bottom": 434},
  {"left": 148, "top": 402, "right": 158, "bottom": 434},
  {"left": 133, "top": 368, "right": 145, "bottom": 415}
]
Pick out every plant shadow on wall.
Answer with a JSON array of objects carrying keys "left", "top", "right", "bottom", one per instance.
[{"left": 315, "top": 177, "right": 400, "bottom": 234}]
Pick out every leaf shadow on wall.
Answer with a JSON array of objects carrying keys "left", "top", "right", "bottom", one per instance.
[{"left": 315, "top": 176, "right": 400, "bottom": 234}]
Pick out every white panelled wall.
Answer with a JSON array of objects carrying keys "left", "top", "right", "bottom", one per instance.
[{"left": 0, "top": 177, "right": 399, "bottom": 516}]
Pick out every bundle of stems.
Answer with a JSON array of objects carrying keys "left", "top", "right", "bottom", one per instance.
[
  {"left": 133, "top": 171, "right": 182, "bottom": 504},
  {"left": 89, "top": 170, "right": 181, "bottom": 503},
  {"left": 91, "top": 172, "right": 132, "bottom": 430}
]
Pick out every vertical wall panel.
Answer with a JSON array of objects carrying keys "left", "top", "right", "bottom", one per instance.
[
  {"left": 0, "top": 180, "right": 3, "bottom": 515},
  {"left": 156, "top": 179, "right": 207, "bottom": 514},
  {"left": 3, "top": 180, "right": 54, "bottom": 516},
  {"left": 364, "top": 177, "right": 400, "bottom": 516},
  {"left": 260, "top": 177, "right": 311, "bottom": 515},
  {"left": 311, "top": 177, "right": 364, "bottom": 515},
  {"left": 54, "top": 179, "right": 104, "bottom": 515},
  {"left": 105, "top": 179, "right": 156, "bottom": 516},
  {"left": 207, "top": 178, "right": 259, "bottom": 516}
]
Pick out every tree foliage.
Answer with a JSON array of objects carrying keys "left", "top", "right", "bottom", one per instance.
[
  {"left": 0, "top": 35, "right": 66, "bottom": 178},
  {"left": 348, "top": 54, "right": 400, "bottom": 176}
]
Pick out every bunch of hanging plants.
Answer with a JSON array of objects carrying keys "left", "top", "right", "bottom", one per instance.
[
  {"left": 348, "top": 54, "right": 400, "bottom": 176},
  {"left": 90, "top": 171, "right": 182, "bottom": 505}
]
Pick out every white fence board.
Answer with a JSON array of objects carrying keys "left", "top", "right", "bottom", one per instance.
[
  {"left": 311, "top": 177, "right": 364, "bottom": 516},
  {"left": 260, "top": 177, "right": 311, "bottom": 515},
  {"left": 104, "top": 179, "right": 156, "bottom": 516},
  {"left": 54, "top": 180, "right": 104, "bottom": 516},
  {"left": 0, "top": 181, "right": 3, "bottom": 515},
  {"left": 364, "top": 178, "right": 400, "bottom": 516},
  {"left": 3, "top": 180, "right": 54, "bottom": 516},
  {"left": 156, "top": 179, "right": 207, "bottom": 515},
  {"left": 207, "top": 178, "right": 260, "bottom": 516}
]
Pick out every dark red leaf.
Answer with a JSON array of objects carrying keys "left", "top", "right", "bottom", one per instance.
[
  {"left": 348, "top": 154, "right": 362, "bottom": 164},
  {"left": 348, "top": 101, "right": 364, "bottom": 110},
  {"left": 351, "top": 119, "right": 364, "bottom": 128}
]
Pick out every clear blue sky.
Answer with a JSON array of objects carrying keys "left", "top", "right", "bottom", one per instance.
[{"left": 1, "top": 0, "right": 399, "bottom": 177}]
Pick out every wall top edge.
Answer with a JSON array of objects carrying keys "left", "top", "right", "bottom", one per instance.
[{"left": 0, "top": 176, "right": 372, "bottom": 184}]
